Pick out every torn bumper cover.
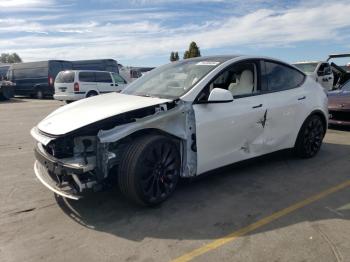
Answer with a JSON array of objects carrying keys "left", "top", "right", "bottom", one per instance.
[{"left": 34, "top": 143, "right": 93, "bottom": 200}]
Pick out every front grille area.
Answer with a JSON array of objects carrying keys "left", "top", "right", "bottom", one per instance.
[
  {"left": 329, "top": 110, "right": 350, "bottom": 122},
  {"left": 44, "top": 137, "right": 74, "bottom": 159}
]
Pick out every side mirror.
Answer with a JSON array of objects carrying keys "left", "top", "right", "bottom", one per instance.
[{"left": 208, "top": 88, "right": 233, "bottom": 103}]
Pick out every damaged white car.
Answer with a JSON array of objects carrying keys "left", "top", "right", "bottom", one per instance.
[{"left": 31, "top": 56, "right": 328, "bottom": 206}]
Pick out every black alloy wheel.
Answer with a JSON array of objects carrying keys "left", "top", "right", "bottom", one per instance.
[
  {"left": 118, "top": 135, "right": 180, "bottom": 206},
  {"left": 295, "top": 115, "right": 325, "bottom": 158}
]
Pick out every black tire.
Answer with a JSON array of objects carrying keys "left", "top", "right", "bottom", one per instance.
[
  {"left": 65, "top": 100, "right": 73, "bottom": 104},
  {"left": 294, "top": 114, "right": 325, "bottom": 158},
  {"left": 86, "top": 91, "right": 98, "bottom": 98},
  {"left": 118, "top": 135, "right": 180, "bottom": 206},
  {"left": 0, "top": 86, "right": 14, "bottom": 100},
  {"left": 36, "top": 88, "right": 44, "bottom": 99}
]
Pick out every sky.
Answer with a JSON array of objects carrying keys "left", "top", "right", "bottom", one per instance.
[{"left": 0, "top": 0, "right": 350, "bottom": 66}]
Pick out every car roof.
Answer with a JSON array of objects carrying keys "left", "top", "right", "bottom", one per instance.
[{"left": 293, "top": 61, "right": 326, "bottom": 64}]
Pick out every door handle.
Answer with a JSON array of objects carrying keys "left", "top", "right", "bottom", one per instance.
[
  {"left": 252, "top": 104, "right": 263, "bottom": 108},
  {"left": 298, "top": 96, "right": 306, "bottom": 100},
  {"left": 110, "top": 83, "right": 114, "bottom": 86}
]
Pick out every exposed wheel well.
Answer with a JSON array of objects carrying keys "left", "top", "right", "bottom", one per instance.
[{"left": 107, "top": 129, "right": 183, "bottom": 176}]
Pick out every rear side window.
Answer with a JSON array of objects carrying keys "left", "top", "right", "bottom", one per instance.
[
  {"left": 264, "top": 61, "right": 305, "bottom": 91},
  {"left": 55, "top": 71, "right": 75, "bottom": 83},
  {"left": 95, "top": 72, "right": 112, "bottom": 83},
  {"left": 13, "top": 68, "right": 47, "bottom": 79},
  {"left": 79, "top": 72, "right": 95, "bottom": 82}
]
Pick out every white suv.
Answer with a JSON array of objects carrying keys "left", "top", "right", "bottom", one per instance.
[{"left": 54, "top": 70, "right": 127, "bottom": 102}]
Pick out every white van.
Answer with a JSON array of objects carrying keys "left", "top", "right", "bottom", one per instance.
[{"left": 54, "top": 70, "right": 127, "bottom": 102}]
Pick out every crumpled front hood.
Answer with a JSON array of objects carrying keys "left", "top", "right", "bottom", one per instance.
[{"left": 37, "top": 93, "right": 171, "bottom": 136}]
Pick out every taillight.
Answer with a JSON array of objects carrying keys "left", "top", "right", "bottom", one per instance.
[
  {"left": 74, "top": 82, "right": 79, "bottom": 92},
  {"left": 49, "top": 76, "right": 54, "bottom": 86}
]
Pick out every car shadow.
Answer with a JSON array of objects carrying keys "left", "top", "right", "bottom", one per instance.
[
  {"left": 0, "top": 98, "right": 27, "bottom": 104},
  {"left": 56, "top": 143, "right": 350, "bottom": 241}
]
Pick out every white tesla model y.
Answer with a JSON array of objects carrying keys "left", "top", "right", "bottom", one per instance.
[{"left": 31, "top": 56, "right": 328, "bottom": 206}]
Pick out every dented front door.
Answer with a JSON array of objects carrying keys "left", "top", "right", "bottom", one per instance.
[{"left": 193, "top": 96, "right": 266, "bottom": 175}]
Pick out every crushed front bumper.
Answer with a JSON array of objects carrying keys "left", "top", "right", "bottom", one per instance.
[{"left": 34, "top": 143, "right": 88, "bottom": 200}]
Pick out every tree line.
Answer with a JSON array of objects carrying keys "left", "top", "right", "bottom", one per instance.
[
  {"left": 0, "top": 53, "right": 22, "bottom": 63},
  {"left": 170, "top": 41, "right": 201, "bottom": 62}
]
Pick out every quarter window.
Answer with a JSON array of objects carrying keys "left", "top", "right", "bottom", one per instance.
[{"left": 264, "top": 61, "right": 305, "bottom": 91}]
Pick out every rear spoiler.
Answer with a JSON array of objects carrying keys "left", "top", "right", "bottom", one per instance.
[{"left": 327, "top": 53, "right": 350, "bottom": 61}]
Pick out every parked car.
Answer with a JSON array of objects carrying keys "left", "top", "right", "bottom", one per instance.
[
  {"left": 8, "top": 60, "right": 73, "bottom": 98},
  {"left": 328, "top": 79, "right": 350, "bottom": 126},
  {"left": 293, "top": 61, "right": 334, "bottom": 91},
  {"left": 31, "top": 55, "right": 328, "bottom": 206},
  {"left": 327, "top": 53, "right": 350, "bottom": 89},
  {"left": 54, "top": 70, "right": 128, "bottom": 103},
  {"left": 119, "top": 66, "right": 154, "bottom": 82},
  {"left": 8, "top": 59, "right": 119, "bottom": 99}
]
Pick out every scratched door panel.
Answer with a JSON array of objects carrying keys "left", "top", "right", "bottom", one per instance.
[
  {"left": 260, "top": 88, "right": 300, "bottom": 152},
  {"left": 193, "top": 96, "right": 266, "bottom": 175}
]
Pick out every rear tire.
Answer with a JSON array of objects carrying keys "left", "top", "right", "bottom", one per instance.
[
  {"left": 86, "top": 91, "right": 98, "bottom": 98},
  {"left": 294, "top": 114, "right": 325, "bottom": 158},
  {"left": 36, "top": 89, "right": 44, "bottom": 99},
  {"left": 118, "top": 135, "right": 180, "bottom": 206}
]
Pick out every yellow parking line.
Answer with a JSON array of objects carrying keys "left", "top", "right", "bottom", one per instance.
[{"left": 172, "top": 179, "right": 350, "bottom": 262}]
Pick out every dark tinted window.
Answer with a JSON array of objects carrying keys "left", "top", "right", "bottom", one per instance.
[
  {"left": 79, "top": 72, "right": 95, "bottom": 82},
  {"left": 13, "top": 67, "right": 47, "bottom": 79},
  {"left": 264, "top": 61, "right": 305, "bottom": 91},
  {"left": 56, "top": 71, "right": 75, "bottom": 83},
  {"left": 95, "top": 72, "right": 112, "bottom": 83}
]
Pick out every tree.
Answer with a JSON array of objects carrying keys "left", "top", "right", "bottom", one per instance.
[
  {"left": 0, "top": 53, "right": 22, "bottom": 63},
  {"left": 183, "top": 41, "right": 201, "bottom": 59},
  {"left": 174, "top": 52, "right": 179, "bottom": 61},
  {"left": 183, "top": 50, "right": 189, "bottom": 59},
  {"left": 170, "top": 51, "right": 175, "bottom": 62}
]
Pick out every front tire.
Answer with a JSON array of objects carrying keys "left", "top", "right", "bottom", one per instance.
[
  {"left": 294, "top": 114, "right": 325, "bottom": 158},
  {"left": 118, "top": 135, "right": 180, "bottom": 206}
]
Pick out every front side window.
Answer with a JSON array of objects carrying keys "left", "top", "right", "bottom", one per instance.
[
  {"left": 264, "top": 61, "right": 305, "bottom": 92},
  {"left": 79, "top": 72, "right": 95, "bottom": 82},
  {"left": 112, "top": 73, "right": 126, "bottom": 84},
  {"left": 197, "top": 61, "right": 259, "bottom": 102},
  {"left": 123, "top": 59, "right": 225, "bottom": 99},
  {"left": 95, "top": 72, "right": 112, "bottom": 83}
]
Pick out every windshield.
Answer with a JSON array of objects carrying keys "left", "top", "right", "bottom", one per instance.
[
  {"left": 293, "top": 63, "right": 318, "bottom": 73},
  {"left": 122, "top": 59, "right": 223, "bottom": 99}
]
